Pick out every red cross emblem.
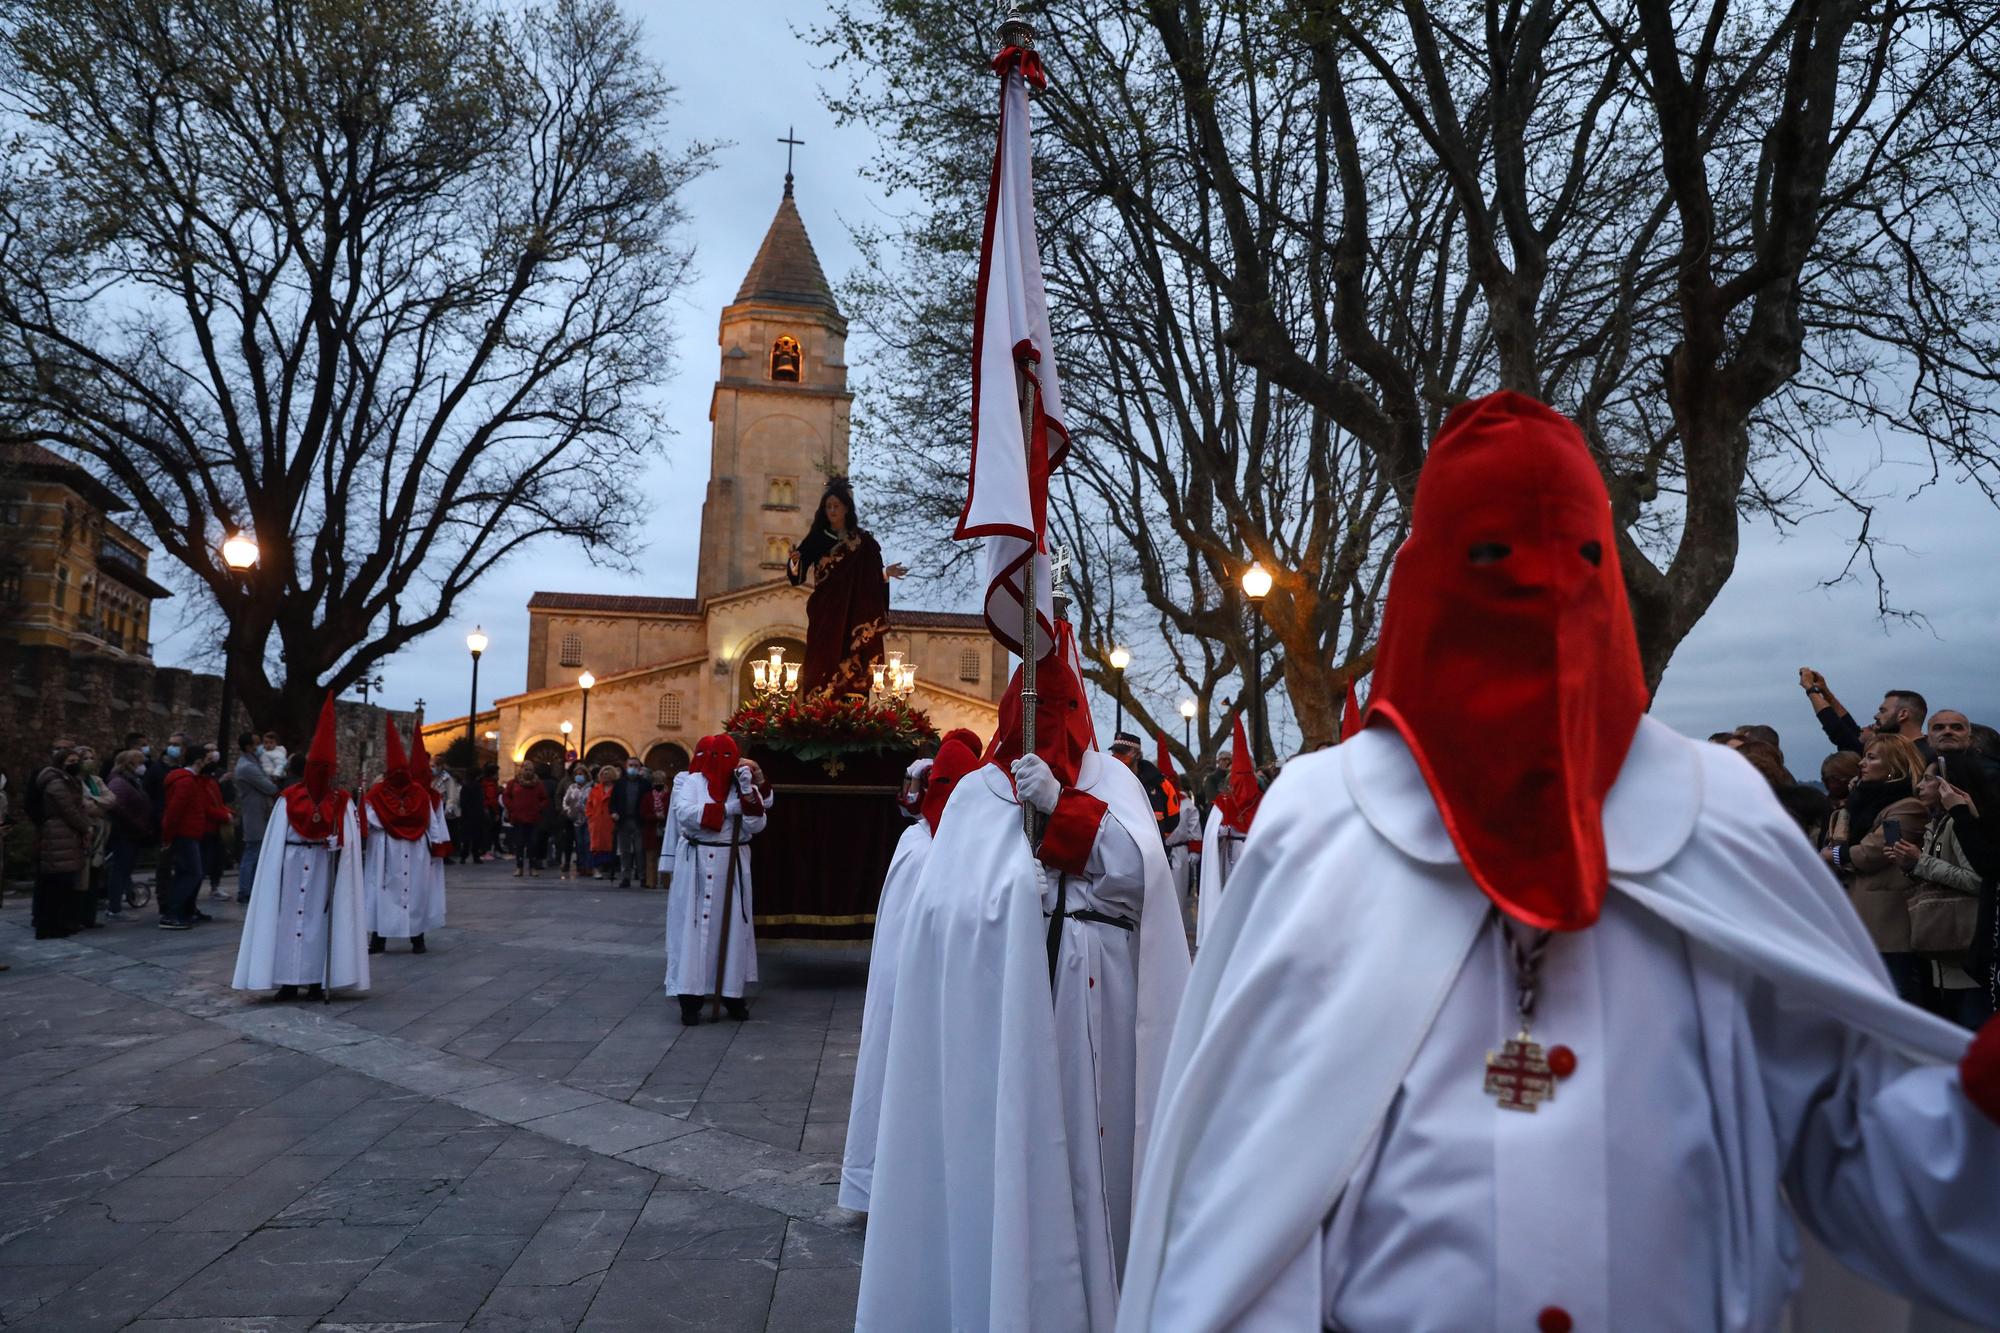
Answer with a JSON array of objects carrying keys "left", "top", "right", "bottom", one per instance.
[{"left": 1484, "top": 1034, "right": 1557, "bottom": 1112}]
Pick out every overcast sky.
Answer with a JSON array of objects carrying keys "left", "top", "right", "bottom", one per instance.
[{"left": 147, "top": 3, "right": 2000, "bottom": 772}]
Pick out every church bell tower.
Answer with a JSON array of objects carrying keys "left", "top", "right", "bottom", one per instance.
[{"left": 695, "top": 174, "right": 851, "bottom": 602}]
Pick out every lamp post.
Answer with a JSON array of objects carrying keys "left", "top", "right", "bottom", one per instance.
[
  {"left": 559, "top": 719, "right": 574, "bottom": 763},
  {"left": 465, "top": 626, "right": 488, "bottom": 757},
  {"left": 1240, "top": 561, "right": 1273, "bottom": 762},
  {"left": 577, "top": 671, "right": 595, "bottom": 761},
  {"left": 1179, "top": 696, "right": 1197, "bottom": 754},
  {"left": 216, "top": 531, "right": 260, "bottom": 757},
  {"left": 1108, "top": 644, "right": 1131, "bottom": 734}
]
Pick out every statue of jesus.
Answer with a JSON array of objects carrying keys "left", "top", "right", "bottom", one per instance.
[{"left": 786, "top": 480, "right": 908, "bottom": 701}]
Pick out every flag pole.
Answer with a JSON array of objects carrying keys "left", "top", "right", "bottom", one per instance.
[{"left": 1002, "top": 5, "right": 1041, "bottom": 843}]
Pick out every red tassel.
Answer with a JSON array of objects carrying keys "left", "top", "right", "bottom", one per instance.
[{"left": 1963, "top": 1015, "right": 2000, "bottom": 1126}]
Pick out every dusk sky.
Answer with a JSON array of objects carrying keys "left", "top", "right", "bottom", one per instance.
[{"left": 147, "top": 2, "right": 2000, "bottom": 771}]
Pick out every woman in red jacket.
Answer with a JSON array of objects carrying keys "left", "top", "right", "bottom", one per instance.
[
  {"left": 585, "top": 765, "right": 619, "bottom": 881},
  {"left": 501, "top": 766, "right": 550, "bottom": 878}
]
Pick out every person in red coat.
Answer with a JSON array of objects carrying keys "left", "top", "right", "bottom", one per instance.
[
  {"left": 501, "top": 766, "right": 549, "bottom": 878},
  {"left": 639, "top": 769, "right": 673, "bottom": 888},
  {"left": 158, "top": 749, "right": 232, "bottom": 929}
]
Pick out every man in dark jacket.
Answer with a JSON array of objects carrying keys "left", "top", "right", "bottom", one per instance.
[
  {"left": 31, "top": 741, "right": 92, "bottom": 939},
  {"left": 610, "top": 759, "right": 650, "bottom": 887}
]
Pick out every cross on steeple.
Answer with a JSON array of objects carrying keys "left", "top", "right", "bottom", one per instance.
[{"left": 779, "top": 126, "right": 805, "bottom": 197}]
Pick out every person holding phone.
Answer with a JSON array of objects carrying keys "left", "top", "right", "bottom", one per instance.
[{"left": 1825, "top": 734, "right": 1931, "bottom": 1005}]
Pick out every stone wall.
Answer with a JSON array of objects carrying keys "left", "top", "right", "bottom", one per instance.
[{"left": 0, "top": 639, "right": 413, "bottom": 795}]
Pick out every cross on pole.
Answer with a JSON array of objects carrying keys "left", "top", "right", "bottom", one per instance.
[{"left": 779, "top": 126, "right": 805, "bottom": 197}]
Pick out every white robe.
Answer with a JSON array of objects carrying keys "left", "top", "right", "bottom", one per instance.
[
  {"left": 839, "top": 818, "right": 934, "bottom": 1212},
  {"left": 1193, "top": 804, "right": 1247, "bottom": 947},
  {"left": 364, "top": 796, "right": 447, "bottom": 939},
  {"left": 1163, "top": 798, "right": 1200, "bottom": 936},
  {"left": 856, "top": 752, "right": 1190, "bottom": 1333},
  {"left": 231, "top": 802, "right": 370, "bottom": 991},
  {"left": 1117, "top": 717, "right": 2000, "bottom": 1333},
  {"left": 663, "top": 778, "right": 767, "bottom": 998},
  {"left": 657, "top": 771, "right": 692, "bottom": 875}
]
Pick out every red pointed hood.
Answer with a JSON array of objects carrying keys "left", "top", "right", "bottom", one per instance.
[
  {"left": 922, "top": 735, "right": 982, "bottom": 834},
  {"left": 941, "top": 727, "right": 984, "bottom": 758},
  {"left": 1216, "top": 714, "right": 1260, "bottom": 833},
  {"left": 1362, "top": 390, "right": 1647, "bottom": 932},
  {"left": 380, "top": 714, "right": 410, "bottom": 788},
  {"left": 1154, "top": 731, "right": 1176, "bottom": 784},
  {"left": 305, "top": 693, "right": 338, "bottom": 801},
  {"left": 408, "top": 723, "right": 434, "bottom": 789},
  {"left": 1340, "top": 678, "right": 1365, "bottom": 742},
  {"left": 985, "top": 624, "right": 1093, "bottom": 787}
]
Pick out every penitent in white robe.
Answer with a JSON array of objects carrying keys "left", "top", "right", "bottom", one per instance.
[
  {"left": 656, "top": 771, "right": 693, "bottom": 878},
  {"left": 856, "top": 751, "right": 1190, "bottom": 1333},
  {"left": 231, "top": 803, "right": 370, "bottom": 992},
  {"left": 840, "top": 818, "right": 933, "bottom": 1212},
  {"left": 1117, "top": 717, "right": 2000, "bottom": 1333},
  {"left": 664, "top": 779, "right": 768, "bottom": 999},
  {"left": 1193, "top": 803, "right": 1246, "bottom": 947},
  {"left": 364, "top": 797, "right": 447, "bottom": 939}
]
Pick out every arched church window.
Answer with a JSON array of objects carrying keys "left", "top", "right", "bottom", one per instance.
[
  {"left": 658, "top": 692, "right": 683, "bottom": 729},
  {"left": 770, "top": 335, "right": 803, "bottom": 383},
  {"left": 766, "top": 476, "right": 797, "bottom": 510},
  {"left": 763, "top": 534, "right": 791, "bottom": 570},
  {"left": 959, "top": 648, "right": 981, "bottom": 683},
  {"left": 559, "top": 632, "right": 583, "bottom": 667}
]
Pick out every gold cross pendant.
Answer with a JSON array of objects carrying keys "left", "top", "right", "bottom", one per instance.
[{"left": 1484, "top": 1031, "right": 1556, "bottom": 1112}]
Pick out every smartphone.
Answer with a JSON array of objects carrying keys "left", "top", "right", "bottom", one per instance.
[{"left": 1882, "top": 818, "right": 1902, "bottom": 848}]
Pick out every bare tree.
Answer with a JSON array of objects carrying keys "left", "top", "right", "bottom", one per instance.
[
  {"left": 821, "top": 0, "right": 2000, "bottom": 749},
  {"left": 0, "top": 0, "right": 712, "bottom": 740}
]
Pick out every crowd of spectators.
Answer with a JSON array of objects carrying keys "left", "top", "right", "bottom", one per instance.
[{"left": 1716, "top": 670, "right": 2000, "bottom": 1030}]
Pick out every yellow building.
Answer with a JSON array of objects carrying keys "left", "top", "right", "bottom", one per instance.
[
  {"left": 467, "top": 181, "right": 1005, "bottom": 775},
  {"left": 0, "top": 442, "right": 170, "bottom": 659}
]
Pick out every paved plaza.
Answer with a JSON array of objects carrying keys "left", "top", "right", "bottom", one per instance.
[{"left": 0, "top": 860, "right": 869, "bottom": 1331}]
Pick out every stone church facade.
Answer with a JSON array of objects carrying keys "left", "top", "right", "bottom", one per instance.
[{"left": 481, "top": 183, "right": 1006, "bottom": 777}]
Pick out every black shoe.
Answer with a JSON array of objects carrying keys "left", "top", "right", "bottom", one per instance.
[
  {"left": 192, "top": 910, "right": 213, "bottom": 923},
  {"left": 276, "top": 985, "right": 299, "bottom": 1001},
  {"left": 410, "top": 935, "right": 427, "bottom": 955},
  {"left": 157, "top": 919, "right": 191, "bottom": 931},
  {"left": 723, "top": 997, "right": 749, "bottom": 1022},
  {"left": 618, "top": 879, "right": 631, "bottom": 888},
  {"left": 368, "top": 933, "right": 385, "bottom": 955},
  {"left": 678, "top": 995, "right": 704, "bottom": 1026},
  {"left": 303, "top": 984, "right": 325, "bottom": 1001}
]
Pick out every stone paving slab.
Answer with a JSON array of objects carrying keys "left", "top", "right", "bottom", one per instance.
[{"left": 0, "top": 860, "right": 867, "bottom": 1330}]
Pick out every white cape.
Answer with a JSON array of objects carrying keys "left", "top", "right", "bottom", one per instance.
[
  {"left": 1194, "top": 804, "right": 1246, "bottom": 946},
  {"left": 840, "top": 818, "right": 932, "bottom": 1212},
  {"left": 856, "top": 751, "right": 1189, "bottom": 1332},
  {"left": 231, "top": 802, "right": 370, "bottom": 992},
  {"left": 1117, "top": 717, "right": 1988, "bottom": 1332}
]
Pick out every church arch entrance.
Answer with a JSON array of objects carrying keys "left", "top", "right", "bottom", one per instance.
[
  {"left": 583, "top": 740, "right": 630, "bottom": 770},
  {"left": 523, "top": 739, "right": 567, "bottom": 778},
  {"left": 644, "top": 742, "right": 691, "bottom": 779}
]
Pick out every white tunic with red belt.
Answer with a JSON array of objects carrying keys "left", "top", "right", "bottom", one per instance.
[
  {"left": 663, "top": 776, "right": 769, "bottom": 999},
  {"left": 1117, "top": 718, "right": 2000, "bottom": 1332}
]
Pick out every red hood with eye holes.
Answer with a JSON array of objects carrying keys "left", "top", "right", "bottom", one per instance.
[{"left": 1361, "top": 391, "right": 1648, "bottom": 931}]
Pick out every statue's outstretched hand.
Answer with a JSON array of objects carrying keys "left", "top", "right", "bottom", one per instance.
[{"left": 884, "top": 562, "right": 909, "bottom": 579}]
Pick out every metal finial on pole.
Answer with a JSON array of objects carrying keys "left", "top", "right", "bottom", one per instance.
[{"left": 998, "top": 4, "right": 1035, "bottom": 49}]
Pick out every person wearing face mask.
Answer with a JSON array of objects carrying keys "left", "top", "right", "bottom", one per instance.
[
  {"left": 638, "top": 769, "right": 672, "bottom": 889},
  {"left": 501, "top": 765, "right": 550, "bottom": 878},
  {"left": 157, "top": 742, "right": 232, "bottom": 930},
  {"left": 29, "top": 741, "right": 93, "bottom": 938},
  {"left": 559, "top": 763, "right": 591, "bottom": 880},
  {"left": 1116, "top": 393, "right": 2000, "bottom": 1333},
  {"left": 103, "top": 751, "right": 151, "bottom": 920},
  {"left": 72, "top": 745, "right": 114, "bottom": 922},
  {"left": 611, "top": 758, "right": 650, "bottom": 888}
]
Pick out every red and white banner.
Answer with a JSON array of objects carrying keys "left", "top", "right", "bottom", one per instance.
[{"left": 957, "top": 44, "right": 1069, "bottom": 662}]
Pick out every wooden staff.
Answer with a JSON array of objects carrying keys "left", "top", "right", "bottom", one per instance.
[{"left": 708, "top": 808, "right": 744, "bottom": 1021}]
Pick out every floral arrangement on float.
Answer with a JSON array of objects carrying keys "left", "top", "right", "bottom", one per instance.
[{"left": 723, "top": 694, "right": 938, "bottom": 764}]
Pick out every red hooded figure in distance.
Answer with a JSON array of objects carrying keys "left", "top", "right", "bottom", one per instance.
[
  {"left": 363, "top": 714, "right": 445, "bottom": 952},
  {"left": 1195, "top": 713, "right": 1262, "bottom": 946}
]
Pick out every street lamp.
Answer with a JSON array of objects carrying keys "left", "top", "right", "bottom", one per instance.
[
  {"left": 1108, "top": 644, "right": 1131, "bottom": 734},
  {"left": 1179, "top": 696, "right": 1197, "bottom": 752},
  {"left": 577, "top": 671, "right": 595, "bottom": 761},
  {"left": 216, "top": 531, "right": 260, "bottom": 757},
  {"left": 465, "top": 626, "right": 488, "bottom": 757},
  {"left": 1241, "top": 561, "right": 1272, "bottom": 762},
  {"left": 559, "top": 719, "right": 574, "bottom": 762}
]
